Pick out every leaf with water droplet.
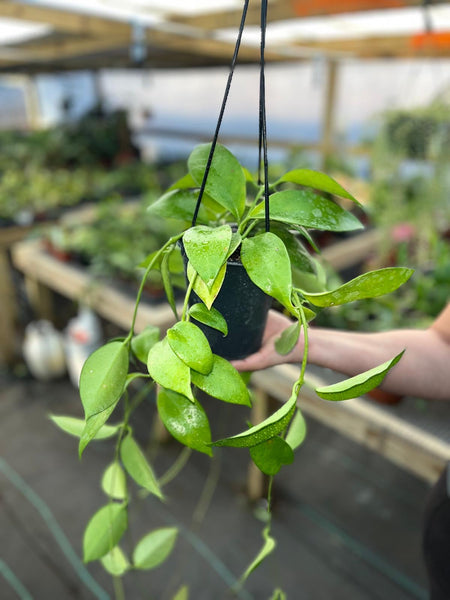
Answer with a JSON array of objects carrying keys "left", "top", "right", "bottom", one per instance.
[
  {"left": 188, "top": 303, "right": 228, "bottom": 336},
  {"left": 167, "top": 321, "right": 213, "bottom": 375},
  {"left": 147, "top": 337, "right": 194, "bottom": 401},
  {"left": 183, "top": 225, "right": 232, "bottom": 289},
  {"left": 191, "top": 355, "right": 251, "bottom": 407}
]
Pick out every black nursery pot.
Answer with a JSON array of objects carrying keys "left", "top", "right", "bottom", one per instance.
[{"left": 181, "top": 246, "right": 272, "bottom": 361}]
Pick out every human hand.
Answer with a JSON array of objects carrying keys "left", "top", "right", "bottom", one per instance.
[{"left": 231, "top": 309, "right": 303, "bottom": 372}]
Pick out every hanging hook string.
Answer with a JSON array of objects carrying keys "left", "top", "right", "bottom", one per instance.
[
  {"left": 192, "top": 0, "right": 250, "bottom": 227},
  {"left": 258, "top": 0, "right": 270, "bottom": 233}
]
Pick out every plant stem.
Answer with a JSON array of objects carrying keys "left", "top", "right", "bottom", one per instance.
[
  {"left": 159, "top": 446, "right": 192, "bottom": 487},
  {"left": 294, "top": 300, "right": 310, "bottom": 394},
  {"left": 112, "top": 575, "right": 125, "bottom": 600},
  {"left": 181, "top": 274, "right": 196, "bottom": 321}
]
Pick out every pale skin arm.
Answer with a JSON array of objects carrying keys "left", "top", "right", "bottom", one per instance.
[{"left": 232, "top": 304, "right": 450, "bottom": 401}]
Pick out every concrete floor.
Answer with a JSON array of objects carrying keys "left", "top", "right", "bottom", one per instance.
[{"left": 0, "top": 369, "right": 433, "bottom": 600}]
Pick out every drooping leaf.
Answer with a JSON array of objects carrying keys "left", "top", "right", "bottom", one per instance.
[
  {"left": 212, "top": 389, "right": 298, "bottom": 448},
  {"left": 227, "top": 232, "right": 242, "bottom": 260},
  {"left": 162, "top": 251, "right": 178, "bottom": 319},
  {"left": 157, "top": 388, "right": 213, "bottom": 456},
  {"left": 269, "top": 223, "right": 316, "bottom": 274},
  {"left": 147, "top": 338, "right": 194, "bottom": 402},
  {"left": 172, "top": 585, "right": 189, "bottom": 600},
  {"left": 188, "top": 143, "right": 246, "bottom": 221},
  {"left": 183, "top": 225, "right": 232, "bottom": 290},
  {"left": 147, "top": 189, "right": 212, "bottom": 224},
  {"left": 285, "top": 409, "right": 307, "bottom": 450},
  {"left": 249, "top": 436, "right": 294, "bottom": 475},
  {"left": 302, "top": 267, "right": 414, "bottom": 307},
  {"left": 79, "top": 402, "right": 118, "bottom": 458},
  {"left": 83, "top": 503, "right": 127, "bottom": 563},
  {"left": 100, "top": 546, "right": 130, "bottom": 577},
  {"left": 79, "top": 342, "right": 128, "bottom": 420},
  {"left": 241, "top": 526, "right": 276, "bottom": 583},
  {"left": 315, "top": 351, "right": 405, "bottom": 401},
  {"left": 50, "top": 415, "right": 119, "bottom": 440},
  {"left": 133, "top": 527, "right": 178, "bottom": 570},
  {"left": 249, "top": 189, "right": 363, "bottom": 232},
  {"left": 187, "top": 262, "right": 226, "bottom": 310},
  {"left": 188, "top": 304, "right": 228, "bottom": 336},
  {"left": 191, "top": 355, "right": 251, "bottom": 407},
  {"left": 274, "top": 322, "right": 300, "bottom": 356},
  {"left": 167, "top": 321, "right": 213, "bottom": 375},
  {"left": 120, "top": 434, "right": 163, "bottom": 499},
  {"left": 131, "top": 326, "right": 160, "bottom": 364},
  {"left": 101, "top": 462, "right": 127, "bottom": 500},
  {"left": 241, "top": 233, "right": 293, "bottom": 311},
  {"left": 277, "top": 169, "right": 360, "bottom": 205}
]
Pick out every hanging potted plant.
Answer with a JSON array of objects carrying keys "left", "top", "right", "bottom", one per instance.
[{"left": 49, "top": 1, "right": 413, "bottom": 596}]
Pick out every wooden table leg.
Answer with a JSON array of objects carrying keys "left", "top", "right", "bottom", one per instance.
[
  {"left": 0, "top": 249, "right": 18, "bottom": 364},
  {"left": 24, "top": 275, "right": 54, "bottom": 322}
]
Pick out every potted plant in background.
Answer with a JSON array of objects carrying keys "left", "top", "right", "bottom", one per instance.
[{"left": 51, "top": 141, "right": 413, "bottom": 598}]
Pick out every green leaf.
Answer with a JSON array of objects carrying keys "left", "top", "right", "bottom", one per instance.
[
  {"left": 162, "top": 251, "right": 178, "bottom": 319},
  {"left": 168, "top": 172, "right": 197, "bottom": 191},
  {"left": 50, "top": 415, "right": 119, "bottom": 440},
  {"left": 120, "top": 434, "right": 163, "bottom": 499},
  {"left": 157, "top": 389, "right": 212, "bottom": 456},
  {"left": 79, "top": 402, "right": 118, "bottom": 457},
  {"left": 79, "top": 341, "right": 128, "bottom": 420},
  {"left": 241, "top": 526, "right": 276, "bottom": 583},
  {"left": 270, "top": 224, "right": 316, "bottom": 274},
  {"left": 187, "top": 262, "right": 226, "bottom": 310},
  {"left": 212, "top": 390, "right": 298, "bottom": 448},
  {"left": 249, "top": 436, "right": 294, "bottom": 475},
  {"left": 277, "top": 169, "right": 360, "bottom": 205},
  {"left": 249, "top": 189, "right": 363, "bottom": 232},
  {"left": 172, "top": 585, "right": 189, "bottom": 600},
  {"left": 270, "top": 589, "right": 287, "bottom": 600},
  {"left": 302, "top": 267, "right": 414, "bottom": 307},
  {"left": 147, "top": 189, "right": 212, "bottom": 223},
  {"left": 100, "top": 546, "right": 130, "bottom": 577},
  {"left": 285, "top": 409, "right": 307, "bottom": 450},
  {"left": 183, "top": 225, "right": 232, "bottom": 289},
  {"left": 131, "top": 326, "right": 160, "bottom": 364},
  {"left": 227, "top": 232, "right": 242, "bottom": 260},
  {"left": 147, "top": 338, "right": 194, "bottom": 402},
  {"left": 167, "top": 321, "right": 213, "bottom": 375},
  {"left": 315, "top": 351, "right": 405, "bottom": 401},
  {"left": 83, "top": 503, "right": 127, "bottom": 563},
  {"left": 188, "top": 303, "right": 228, "bottom": 336},
  {"left": 133, "top": 527, "right": 178, "bottom": 570},
  {"left": 191, "top": 355, "right": 251, "bottom": 407},
  {"left": 274, "top": 322, "right": 300, "bottom": 355},
  {"left": 101, "top": 462, "right": 127, "bottom": 500},
  {"left": 241, "top": 232, "right": 292, "bottom": 310},
  {"left": 188, "top": 143, "right": 246, "bottom": 221}
]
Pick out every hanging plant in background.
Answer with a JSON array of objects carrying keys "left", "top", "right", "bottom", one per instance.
[{"left": 51, "top": 1, "right": 412, "bottom": 598}]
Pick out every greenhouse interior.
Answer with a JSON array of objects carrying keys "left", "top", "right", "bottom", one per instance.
[{"left": 1, "top": 1, "right": 450, "bottom": 599}]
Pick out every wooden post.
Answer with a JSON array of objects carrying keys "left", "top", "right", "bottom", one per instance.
[
  {"left": 24, "top": 276, "right": 54, "bottom": 322},
  {"left": 0, "top": 249, "right": 18, "bottom": 364},
  {"left": 321, "top": 58, "right": 338, "bottom": 170},
  {"left": 22, "top": 75, "right": 42, "bottom": 130}
]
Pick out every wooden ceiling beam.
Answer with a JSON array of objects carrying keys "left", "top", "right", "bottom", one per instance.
[{"left": 169, "top": 0, "right": 448, "bottom": 30}]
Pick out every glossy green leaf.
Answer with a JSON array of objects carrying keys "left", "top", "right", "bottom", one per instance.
[
  {"left": 188, "top": 143, "right": 246, "bottom": 221},
  {"left": 120, "top": 434, "right": 163, "bottom": 499},
  {"left": 79, "top": 402, "right": 118, "bottom": 458},
  {"left": 277, "top": 169, "right": 360, "bottom": 205},
  {"left": 187, "top": 262, "right": 226, "bottom": 310},
  {"left": 79, "top": 341, "right": 128, "bottom": 420},
  {"left": 249, "top": 189, "right": 363, "bottom": 232},
  {"left": 162, "top": 251, "right": 178, "bottom": 319},
  {"left": 212, "top": 389, "right": 298, "bottom": 448},
  {"left": 285, "top": 409, "right": 307, "bottom": 450},
  {"left": 50, "top": 415, "right": 119, "bottom": 440},
  {"left": 101, "top": 462, "right": 127, "bottom": 500},
  {"left": 133, "top": 527, "right": 178, "bottom": 570},
  {"left": 241, "top": 232, "right": 292, "bottom": 310},
  {"left": 183, "top": 225, "right": 232, "bottom": 289},
  {"left": 269, "top": 224, "right": 316, "bottom": 274},
  {"left": 100, "top": 546, "right": 130, "bottom": 577},
  {"left": 168, "top": 172, "right": 197, "bottom": 191},
  {"left": 241, "top": 526, "right": 276, "bottom": 583},
  {"left": 302, "top": 267, "right": 414, "bottom": 307},
  {"left": 147, "top": 189, "right": 211, "bottom": 224},
  {"left": 275, "top": 322, "right": 300, "bottom": 355},
  {"left": 131, "top": 326, "right": 160, "bottom": 364},
  {"left": 167, "top": 321, "right": 213, "bottom": 375},
  {"left": 250, "top": 436, "right": 294, "bottom": 475},
  {"left": 227, "top": 232, "right": 242, "bottom": 260},
  {"left": 191, "top": 355, "right": 251, "bottom": 407},
  {"left": 188, "top": 303, "right": 228, "bottom": 336},
  {"left": 157, "top": 388, "right": 212, "bottom": 456},
  {"left": 147, "top": 338, "right": 194, "bottom": 402},
  {"left": 316, "top": 351, "right": 405, "bottom": 401},
  {"left": 83, "top": 503, "right": 127, "bottom": 563}
]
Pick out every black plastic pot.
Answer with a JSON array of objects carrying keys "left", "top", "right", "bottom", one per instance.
[{"left": 181, "top": 246, "right": 272, "bottom": 361}]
